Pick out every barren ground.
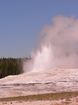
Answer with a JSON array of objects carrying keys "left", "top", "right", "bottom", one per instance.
[
  {"left": 0, "top": 92, "right": 78, "bottom": 105},
  {"left": 0, "top": 69, "right": 78, "bottom": 104}
]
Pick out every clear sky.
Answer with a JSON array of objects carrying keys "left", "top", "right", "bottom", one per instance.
[{"left": 0, "top": 0, "right": 78, "bottom": 57}]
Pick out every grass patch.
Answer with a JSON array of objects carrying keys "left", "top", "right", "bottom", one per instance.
[{"left": 0, "top": 91, "right": 78, "bottom": 102}]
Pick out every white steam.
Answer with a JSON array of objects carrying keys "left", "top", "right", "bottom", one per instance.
[
  {"left": 32, "top": 45, "right": 54, "bottom": 72},
  {"left": 24, "top": 16, "right": 78, "bottom": 72}
]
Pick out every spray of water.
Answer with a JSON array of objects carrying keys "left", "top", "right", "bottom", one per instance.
[
  {"left": 32, "top": 45, "right": 54, "bottom": 72},
  {"left": 23, "top": 16, "right": 78, "bottom": 72}
]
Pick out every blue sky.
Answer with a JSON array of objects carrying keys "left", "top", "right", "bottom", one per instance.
[{"left": 0, "top": 0, "right": 78, "bottom": 57}]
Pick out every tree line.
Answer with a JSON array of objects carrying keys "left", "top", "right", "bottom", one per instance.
[{"left": 0, "top": 58, "right": 23, "bottom": 79}]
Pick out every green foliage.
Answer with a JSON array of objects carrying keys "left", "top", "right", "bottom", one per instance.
[{"left": 0, "top": 58, "right": 23, "bottom": 78}]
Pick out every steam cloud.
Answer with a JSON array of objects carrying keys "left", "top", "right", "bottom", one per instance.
[{"left": 24, "top": 16, "right": 78, "bottom": 72}]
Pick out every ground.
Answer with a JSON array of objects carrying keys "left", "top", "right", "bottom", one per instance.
[
  {"left": 0, "top": 69, "right": 78, "bottom": 104},
  {"left": 0, "top": 92, "right": 78, "bottom": 105}
]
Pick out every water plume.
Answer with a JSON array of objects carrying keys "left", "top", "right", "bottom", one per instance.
[{"left": 24, "top": 15, "right": 78, "bottom": 72}]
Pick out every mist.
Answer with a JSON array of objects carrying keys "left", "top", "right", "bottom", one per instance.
[{"left": 23, "top": 16, "right": 78, "bottom": 72}]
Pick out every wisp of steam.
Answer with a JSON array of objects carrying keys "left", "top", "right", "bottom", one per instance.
[{"left": 23, "top": 16, "right": 78, "bottom": 72}]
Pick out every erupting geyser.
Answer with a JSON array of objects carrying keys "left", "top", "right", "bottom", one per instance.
[
  {"left": 32, "top": 45, "right": 54, "bottom": 72},
  {"left": 24, "top": 15, "right": 78, "bottom": 72},
  {"left": 1, "top": 16, "right": 78, "bottom": 95}
]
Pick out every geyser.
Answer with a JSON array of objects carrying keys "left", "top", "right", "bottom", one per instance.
[
  {"left": 32, "top": 45, "right": 54, "bottom": 72},
  {"left": 24, "top": 16, "right": 78, "bottom": 72},
  {"left": 1, "top": 16, "right": 78, "bottom": 98}
]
